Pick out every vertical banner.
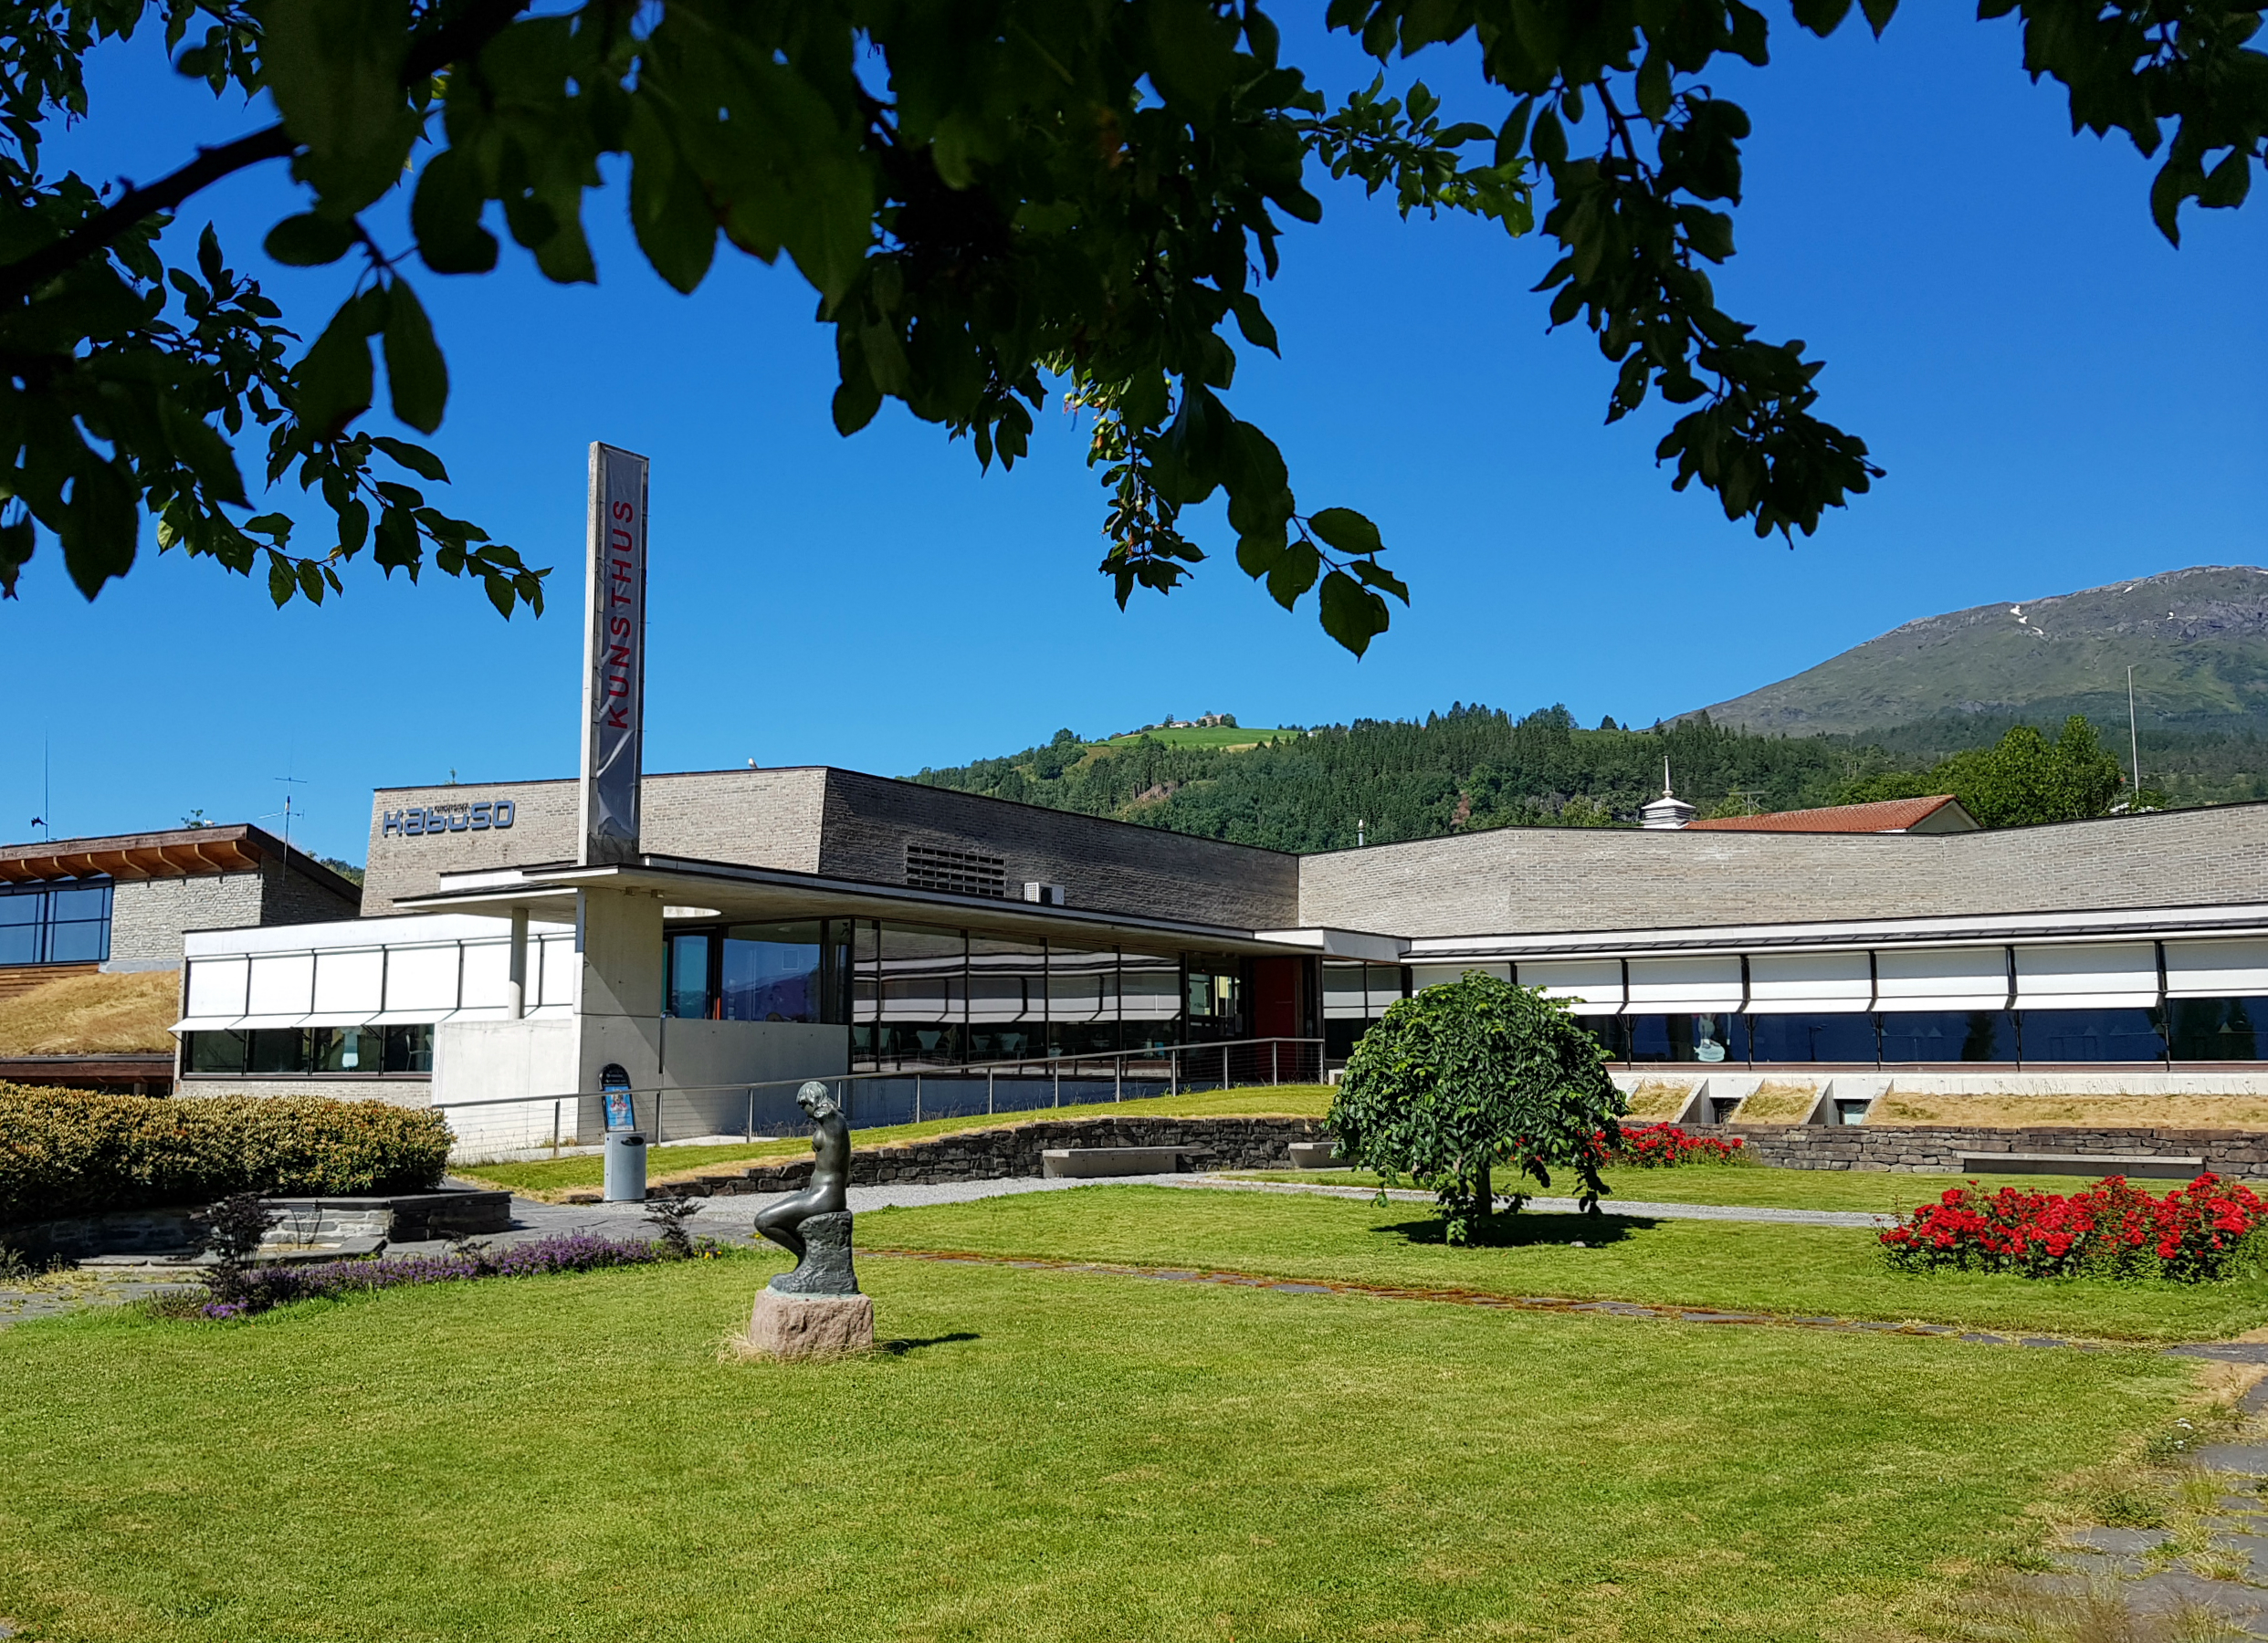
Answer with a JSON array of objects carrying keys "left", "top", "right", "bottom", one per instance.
[{"left": 580, "top": 443, "right": 649, "bottom": 865}]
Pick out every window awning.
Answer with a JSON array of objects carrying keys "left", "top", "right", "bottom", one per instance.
[
  {"left": 1746, "top": 951, "right": 1871, "bottom": 1015},
  {"left": 1624, "top": 956, "right": 1742, "bottom": 1014},
  {"left": 2013, "top": 942, "right": 2160, "bottom": 1010},
  {"left": 2164, "top": 937, "right": 2268, "bottom": 999},
  {"left": 1874, "top": 946, "right": 2011, "bottom": 1012},
  {"left": 1514, "top": 958, "right": 1623, "bottom": 1017},
  {"left": 170, "top": 1015, "right": 240, "bottom": 1036}
]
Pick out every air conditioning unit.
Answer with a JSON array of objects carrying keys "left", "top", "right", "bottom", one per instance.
[{"left": 1022, "top": 882, "right": 1066, "bottom": 906}]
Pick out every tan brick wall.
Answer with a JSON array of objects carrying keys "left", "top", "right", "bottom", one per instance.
[{"left": 1297, "top": 803, "right": 2268, "bottom": 937}]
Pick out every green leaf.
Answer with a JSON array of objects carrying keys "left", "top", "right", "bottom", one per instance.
[
  {"left": 1348, "top": 559, "right": 1411, "bottom": 602},
  {"left": 1308, "top": 506, "right": 1383, "bottom": 557},
  {"left": 0, "top": 514, "right": 33, "bottom": 597},
  {"left": 380, "top": 278, "right": 448, "bottom": 434},
  {"left": 296, "top": 559, "right": 327, "bottom": 604},
  {"left": 1318, "top": 568, "right": 1391, "bottom": 657},
  {"left": 295, "top": 289, "right": 383, "bottom": 438},
  {"left": 1530, "top": 107, "right": 1567, "bottom": 168},
  {"left": 243, "top": 513, "right": 296, "bottom": 545},
  {"left": 1229, "top": 293, "right": 1280, "bottom": 355},
  {"left": 626, "top": 99, "right": 719, "bottom": 296},
  {"left": 257, "top": 0, "right": 422, "bottom": 213},
  {"left": 268, "top": 552, "right": 297, "bottom": 606},
  {"left": 263, "top": 213, "right": 359, "bottom": 267},
  {"left": 371, "top": 436, "right": 447, "bottom": 482},
  {"left": 411, "top": 148, "right": 499, "bottom": 276}
]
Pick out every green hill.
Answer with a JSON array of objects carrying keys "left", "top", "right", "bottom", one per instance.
[{"left": 1696, "top": 565, "right": 2268, "bottom": 737}]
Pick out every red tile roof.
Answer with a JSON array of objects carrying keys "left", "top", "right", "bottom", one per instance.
[{"left": 1685, "top": 795, "right": 1966, "bottom": 834}]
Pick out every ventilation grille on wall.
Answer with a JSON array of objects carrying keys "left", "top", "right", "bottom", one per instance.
[{"left": 905, "top": 843, "right": 1007, "bottom": 899}]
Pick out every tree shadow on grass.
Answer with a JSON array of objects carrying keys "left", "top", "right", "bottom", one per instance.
[
  {"left": 1374, "top": 1213, "right": 1661, "bottom": 1250},
  {"left": 877, "top": 1332, "right": 982, "bottom": 1355}
]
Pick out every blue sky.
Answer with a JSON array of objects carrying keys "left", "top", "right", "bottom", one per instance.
[{"left": 8, "top": 9, "right": 2263, "bottom": 865}]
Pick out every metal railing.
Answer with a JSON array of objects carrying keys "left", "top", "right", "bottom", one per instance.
[{"left": 433, "top": 1035, "right": 1326, "bottom": 1153}]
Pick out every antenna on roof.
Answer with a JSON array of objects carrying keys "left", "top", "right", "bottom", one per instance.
[
  {"left": 2127, "top": 665, "right": 2143, "bottom": 808},
  {"left": 274, "top": 770, "right": 310, "bottom": 861}
]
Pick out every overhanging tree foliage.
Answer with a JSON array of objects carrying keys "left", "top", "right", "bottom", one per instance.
[
  {"left": 1329, "top": 970, "right": 1623, "bottom": 1243},
  {"left": 3, "top": 2, "right": 2263, "bottom": 649},
  {"left": 1837, "top": 714, "right": 2130, "bottom": 825}
]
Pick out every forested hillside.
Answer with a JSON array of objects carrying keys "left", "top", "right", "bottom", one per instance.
[
  {"left": 911, "top": 705, "right": 2268, "bottom": 851},
  {"left": 913, "top": 707, "right": 1872, "bottom": 852}
]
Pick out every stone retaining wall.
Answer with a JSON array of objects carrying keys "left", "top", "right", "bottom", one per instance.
[
  {"left": 657, "top": 1115, "right": 1329, "bottom": 1198},
  {"left": 1671, "top": 1123, "right": 2268, "bottom": 1175},
  {"left": 4, "top": 1188, "right": 510, "bottom": 1261}
]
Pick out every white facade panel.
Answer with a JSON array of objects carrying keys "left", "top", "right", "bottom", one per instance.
[
  {"left": 1624, "top": 956, "right": 1743, "bottom": 1013},
  {"left": 1874, "top": 946, "right": 2010, "bottom": 1010},
  {"left": 1411, "top": 962, "right": 1509, "bottom": 991},
  {"left": 2013, "top": 942, "right": 2160, "bottom": 1009},
  {"left": 459, "top": 939, "right": 513, "bottom": 1010},
  {"left": 2164, "top": 938, "right": 2268, "bottom": 999},
  {"left": 1514, "top": 958, "right": 1623, "bottom": 1017},
  {"left": 1746, "top": 951, "right": 1871, "bottom": 1015},
  {"left": 245, "top": 952, "right": 314, "bottom": 1018},
  {"left": 538, "top": 934, "right": 577, "bottom": 1007}
]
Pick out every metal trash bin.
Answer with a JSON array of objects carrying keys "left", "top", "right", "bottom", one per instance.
[{"left": 604, "top": 1131, "right": 647, "bottom": 1202}]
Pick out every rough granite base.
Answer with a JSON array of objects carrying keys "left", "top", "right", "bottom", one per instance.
[
  {"left": 741, "top": 1289, "right": 875, "bottom": 1361},
  {"left": 768, "top": 1210, "right": 860, "bottom": 1296}
]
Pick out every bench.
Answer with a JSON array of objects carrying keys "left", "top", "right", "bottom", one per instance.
[
  {"left": 1957, "top": 1152, "right": 2208, "bottom": 1181},
  {"left": 1286, "top": 1141, "right": 1345, "bottom": 1170},
  {"left": 1040, "top": 1146, "right": 1188, "bottom": 1179}
]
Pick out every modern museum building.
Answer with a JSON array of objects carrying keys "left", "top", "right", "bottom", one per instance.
[{"left": 165, "top": 762, "right": 2268, "bottom": 1151}]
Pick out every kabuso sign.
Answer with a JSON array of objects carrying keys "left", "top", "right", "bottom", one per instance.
[
  {"left": 383, "top": 801, "right": 516, "bottom": 837},
  {"left": 580, "top": 443, "right": 649, "bottom": 866}
]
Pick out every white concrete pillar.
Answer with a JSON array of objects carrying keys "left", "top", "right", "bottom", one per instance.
[
  {"left": 508, "top": 905, "right": 530, "bottom": 1020},
  {"left": 574, "top": 887, "right": 665, "bottom": 1096}
]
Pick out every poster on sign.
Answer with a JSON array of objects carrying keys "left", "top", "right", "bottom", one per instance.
[{"left": 580, "top": 443, "right": 649, "bottom": 865}]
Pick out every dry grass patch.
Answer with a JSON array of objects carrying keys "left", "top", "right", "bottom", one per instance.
[
  {"left": 0, "top": 970, "right": 176, "bottom": 1054},
  {"left": 1624, "top": 1079, "right": 1697, "bottom": 1119},
  {"left": 1871, "top": 1094, "right": 2268, "bottom": 1131},
  {"left": 1737, "top": 1081, "right": 1820, "bottom": 1124}
]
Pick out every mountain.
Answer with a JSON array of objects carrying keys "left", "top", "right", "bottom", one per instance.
[{"left": 1696, "top": 566, "right": 2268, "bottom": 737}]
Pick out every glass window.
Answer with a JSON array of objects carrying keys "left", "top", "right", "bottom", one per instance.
[
  {"left": 1878, "top": 1010, "right": 2019, "bottom": 1063},
  {"left": 966, "top": 935, "right": 1043, "bottom": 1062},
  {"left": 665, "top": 932, "right": 714, "bottom": 1020},
  {"left": 383, "top": 1023, "right": 434, "bottom": 1073},
  {"left": 2168, "top": 997, "right": 2268, "bottom": 1062},
  {"left": 247, "top": 1028, "right": 310, "bottom": 1074},
  {"left": 1184, "top": 956, "right": 1244, "bottom": 1044},
  {"left": 1049, "top": 947, "right": 1120, "bottom": 1058},
  {"left": 2019, "top": 1008, "right": 2167, "bottom": 1063},
  {"left": 1573, "top": 1014, "right": 1626, "bottom": 1062},
  {"left": 1120, "top": 948, "right": 1182, "bottom": 1053},
  {"left": 314, "top": 1024, "right": 384, "bottom": 1073},
  {"left": 1746, "top": 1013, "right": 1878, "bottom": 1064},
  {"left": 0, "top": 880, "right": 110, "bottom": 965},
  {"left": 1627, "top": 1013, "right": 1738, "bottom": 1063},
  {"left": 186, "top": 1030, "right": 248, "bottom": 1074},
  {"left": 719, "top": 921, "right": 824, "bottom": 1022},
  {"left": 873, "top": 923, "right": 965, "bottom": 1067}
]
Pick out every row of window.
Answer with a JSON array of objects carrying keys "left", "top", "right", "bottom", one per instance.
[
  {"left": 0, "top": 880, "right": 111, "bottom": 966},
  {"left": 1563, "top": 999, "right": 2268, "bottom": 1064},
  {"left": 662, "top": 919, "right": 1249, "bottom": 1069},
  {"left": 184, "top": 1024, "right": 435, "bottom": 1076}
]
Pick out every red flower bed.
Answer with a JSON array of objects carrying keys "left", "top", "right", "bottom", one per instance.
[
  {"left": 1880, "top": 1173, "right": 2268, "bottom": 1282},
  {"left": 1591, "top": 1123, "right": 1747, "bottom": 1168}
]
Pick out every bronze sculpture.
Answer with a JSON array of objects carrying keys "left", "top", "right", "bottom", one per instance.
[{"left": 754, "top": 1080, "right": 859, "bottom": 1297}]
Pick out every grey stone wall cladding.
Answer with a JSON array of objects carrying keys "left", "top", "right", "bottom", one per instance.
[
  {"left": 1297, "top": 802, "right": 2268, "bottom": 937},
  {"left": 818, "top": 770, "right": 1299, "bottom": 930},
  {"left": 360, "top": 766, "right": 1295, "bottom": 928},
  {"left": 109, "top": 874, "right": 266, "bottom": 963},
  {"left": 1670, "top": 1123, "right": 2268, "bottom": 1176},
  {"left": 655, "top": 1115, "right": 1328, "bottom": 1198}
]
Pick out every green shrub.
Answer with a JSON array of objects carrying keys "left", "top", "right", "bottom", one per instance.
[{"left": 0, "top": 1083, "right": 452, "bottom": 1224}]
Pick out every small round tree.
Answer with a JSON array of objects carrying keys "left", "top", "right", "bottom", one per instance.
[{"left": 1329, "top": 971, "right": 1625, "bottom": 1244}]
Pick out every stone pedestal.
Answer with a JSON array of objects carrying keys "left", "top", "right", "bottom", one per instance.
[{"left": 743, "top": 1289, "right": 875, "bottom": 1360}]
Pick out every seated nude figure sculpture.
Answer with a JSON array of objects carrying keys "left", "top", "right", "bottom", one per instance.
[{"left": 754, "top": 1080, "right": 851, "bottom": 1272}]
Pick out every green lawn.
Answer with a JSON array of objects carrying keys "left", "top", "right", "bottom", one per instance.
[
  {"left": 862, "top": 1184, "right": 2268, "bottom": 1342},
  {"left": 457, "top": 1085, "right": 1332, "bottom": 1198},
  {"left": 1232, "top": 1165, "right": 2197, "bottom": 1214},
  {"left": 1101, "top": 725, "right": 1294, "bottom": 748},
  {"left": 0, "top": 1239, "right": 2208, "bottom": 1642}
]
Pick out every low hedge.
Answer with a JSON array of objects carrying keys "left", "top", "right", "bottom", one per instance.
[{"left": 0, "top": 1084, "right": 452, "bottom": 1226}]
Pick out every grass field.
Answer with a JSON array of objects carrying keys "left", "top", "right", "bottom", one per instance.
[
  {"left": 863, "top": 1184, "right": 2268, "bottom": 1342},
  {"left": 1100, "top": 725, "right": 1294, "bottom": 748},
  {"left": 0, "top": 969, "right": 175, "bottom": 1055},
  {"left": 457, "top": 1085, "right": 1334, "bottom": 1197},
  {"left": 0, "top": 1227, "right": 2214, "bottom": 1642},
  {"left": 1231, "top": 1165, "right": 2206, "bottom": 1214}
]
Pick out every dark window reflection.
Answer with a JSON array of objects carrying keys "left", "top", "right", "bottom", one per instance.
[
  {"left": 2018, "top": 1008, "right": 2167, "bottom": 1062},
  {"left": 0, "top": 879, "right": 111, "bottom": 966},
  {"left": 666, "top": 933, "right": 712, "bottom": 1020},
  {"left": 1879, "top": 1010, "right": 2018, "bottom": 1062},
  {"left": 2169, "top": 996, "right": 2267, "bottom": 1061},
  {"left": 1627, "top": 1013, "right": 1738, "bottom": 1063},
  {"left": 1746, "top": 1013, "right": 1879, "bottom": 1063},
  {"left": 721, "top": 921, "right": 824, "bottom": 1022}
]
